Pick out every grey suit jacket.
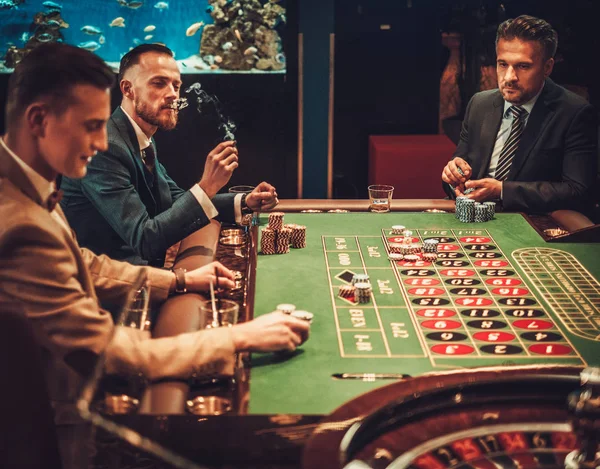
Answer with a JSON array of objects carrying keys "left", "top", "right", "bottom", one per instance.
[
  {"left": 0, "top": 143, "right": 235, "bottom": 427},
  {"left": 445, "top": 79, "right": 598, "bottom": 213},
  {"left": 61, "top": 107, "right": 237, "bottom": 266}
]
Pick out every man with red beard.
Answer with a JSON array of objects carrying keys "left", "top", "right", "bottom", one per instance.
[
  {"left": 60, "top": 44, "right": 278, "bottom": 267},
  {"left": 441, "top": 15, "right": 597, "bottom": 214}
]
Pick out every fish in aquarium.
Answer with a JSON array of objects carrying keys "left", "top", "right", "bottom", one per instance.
[{"left": 0, "top": 0, "right": 286, "bottom": 72}]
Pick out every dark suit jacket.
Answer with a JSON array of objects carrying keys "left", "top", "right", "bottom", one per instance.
[
  {"left": 61, "top": 107, "right": 236, "bottom": 266},
  {"left": 444, "top": 79, "right": 598, "bottom": 214}
]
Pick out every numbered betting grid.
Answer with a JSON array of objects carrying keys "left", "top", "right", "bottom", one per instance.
[{"left": 322, "top": 229, "right": 586, "bottom": 368}]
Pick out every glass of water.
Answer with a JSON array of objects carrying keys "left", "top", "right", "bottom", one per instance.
[{"left": 368, "top": 184, "right": 394, "bottom": 213}]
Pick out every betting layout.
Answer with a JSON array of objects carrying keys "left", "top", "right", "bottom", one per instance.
[{"left": 323, "top": 227, "right": 598, "bottom": 368}]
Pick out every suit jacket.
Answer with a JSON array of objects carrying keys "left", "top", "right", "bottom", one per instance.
[
  {"left": 445, "top": 79, "right": 598, "bottom": 213},
  {"left": 60, "top": 107, "right": 237, "bottom": 266},
  {"left": 0, "top": 143, "right": 235, "bottom": 427}
]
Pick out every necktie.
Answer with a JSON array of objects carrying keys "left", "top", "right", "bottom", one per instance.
[
  {"left": 46, "top": 189, "right": 63, "bottom": 212},
  {"left": 494, "top": 105, "right": 527, "bottom": 181},
  {"left": 141, "top": 145, "right": 156, "bottom": 172}
]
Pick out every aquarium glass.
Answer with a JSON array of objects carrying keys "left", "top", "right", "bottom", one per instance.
[{"left": 0, "top": 0, "right": 287, "bottom": 73}]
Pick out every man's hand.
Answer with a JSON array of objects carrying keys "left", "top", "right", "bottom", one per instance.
[
  {"left": 463, "top": 178, "right": 502, "bottom": 202},
  {"left": 230, "top": 312, "right": 310, "bottom": 353},
  {"left": 198, "top": 141, "right": 239, "bottom": 198},
  {"left": 185, "top": 261, "right": 235, "bottom": 292},
  {"left": 442, "top": 157, "right": 472, "bottom": 190},
  {"left": 245, "top": 182, "right": 279, "bottom": 212}
]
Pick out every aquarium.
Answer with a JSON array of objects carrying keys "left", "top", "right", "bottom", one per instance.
[{"left": 0, "top": 0, "right": 287, "bottom": 73}]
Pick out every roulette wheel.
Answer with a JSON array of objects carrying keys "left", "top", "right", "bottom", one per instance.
[{"left": 303, "top": 366, "right": 600, "bottom": 469}]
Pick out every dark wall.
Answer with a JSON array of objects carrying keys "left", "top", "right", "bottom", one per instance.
[{"left": 332, "top": 0, "right": 442, "bottom": 198}]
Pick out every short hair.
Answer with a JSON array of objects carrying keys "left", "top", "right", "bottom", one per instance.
[
  {"left": 117, "top": 43, "right": 175, "bottom": 83},
  {"left": 496, "top": 15, "right": 558, "bottom": 61},
  {"left": 5, "top": 43, "right": 115, "bottom": 126}
]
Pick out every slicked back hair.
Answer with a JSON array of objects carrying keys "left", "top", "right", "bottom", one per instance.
[
  {"left": 496, "top": 15, "right": 558, "bottom": 61},
  {"left": 5, "top": 43, "right": 115, "bottom": 128},
  {"left": 118, "top": 43, "right": 175, "bottom": 83}
]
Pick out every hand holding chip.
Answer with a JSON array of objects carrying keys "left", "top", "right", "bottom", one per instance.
[
  {"left": 230, "top": 311, "right": 310, "bottom": 353},
  {"left": 463, "top": 178, "right": 502, "bottom": 202},
  {"left": 245, "top": 181, "right": 279, "bottom": 212},
  {"left": 442, "top": 157, "right": 472, "bottom": 191}
]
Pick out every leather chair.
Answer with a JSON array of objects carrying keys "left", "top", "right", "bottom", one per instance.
[{"left": 0, "top": 304, "right": 63, "bottom": 469}]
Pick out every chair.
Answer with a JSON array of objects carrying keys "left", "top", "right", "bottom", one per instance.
[{"left": 0, "top": 304, "right": 63, "bottom": 469}]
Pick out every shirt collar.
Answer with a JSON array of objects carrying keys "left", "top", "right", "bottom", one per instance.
[
  {"left": 0, "top": 136, "right": 56, "bottom": 203},
  {"left": 120, "top": 106, "right": 153, "bottom": 152},
  {"left": 503, "top": 81, "right": 545, "bottom": 118}
]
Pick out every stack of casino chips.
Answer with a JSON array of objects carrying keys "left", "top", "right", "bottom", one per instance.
[
  {"left": 422, "top": 238, "right": 439, "bottom": 261},
  {"left": 354, "top": 282, "right": 372, "bottom": 304},
  {"left": 352, "top": 274, "right": 372, "bottom": 304},
  {"left": 260, "top": 227, "right": 277, "bottom": 254},
  {"left": 338, "top": 284, "right": 356, "bottom": 299},
  {"left": 391, "top": 225, "right": 406, "bottom": 235},
  {"left": 276, "top": 227, "right": 291, "bottom": 254},
  {"left": 285, "top": 223, "right": 307, "bottom": 249},
  {"left": 261, "top": 213, "right": 308, "bottom": 255},
  {"left": 455, "top": 197, "right": 496, "bottom": 223}
]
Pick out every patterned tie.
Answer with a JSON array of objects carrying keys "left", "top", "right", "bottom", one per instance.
[
  {"left": 141, "top": 144, "right": 156, "bottom": 172},
  {"left": 494, "top": 105, "right": 527, "bottom": 181},
  {"left": 46, "top": 189, "right": 63, "bottom": 212}
]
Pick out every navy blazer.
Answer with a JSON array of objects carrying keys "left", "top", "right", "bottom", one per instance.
[
  {"left": 444, "top": 79, "right": 598, "bottom": 214},
  {"left": 61, "top": 107, "right": 236, "bottom": 266}
]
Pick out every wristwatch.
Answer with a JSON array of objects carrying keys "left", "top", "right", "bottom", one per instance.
[
  {"left": 240, "top": 193, "right": 253, "bottom": 214},
  {"left": 174, "top": 268, "right": 187, "bottom": 294}
]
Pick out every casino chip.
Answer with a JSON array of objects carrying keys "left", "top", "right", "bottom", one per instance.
[
  {"left": 268, "top": 212, "right": 284, "bottom": 230},
  {"left": 291, "top": 310, "right": 314, "bottom": 324},
  {"left": 351, "top": 274, "right": 370, "bottom": 286},
  {"left": 391, "top": 225, "right": 406, "bottom": 235},
  {"left": 276, "top": 303, "right": 296, "bottom": 314},
  {"left": 338, "top": 285, "right": 356, "bottom": 299},
  {"left": 354, "top": 282, "right": 372, "bottom": 304},
  {"left": 261, "top": 227, "right": 276, "bottom": 254},
  {"left": 388, "top": 253, "right": 404, "bottom": 261}
]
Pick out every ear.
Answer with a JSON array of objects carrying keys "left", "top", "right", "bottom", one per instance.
[
  {"left": 120, "top": 79, "right": 134, "bottom": 100},
  {"left": 24, "top": 102, "right": 49, "bottom": 138},
  {"left": 544, "top": 57, "right": 554, "bottom": 78}
]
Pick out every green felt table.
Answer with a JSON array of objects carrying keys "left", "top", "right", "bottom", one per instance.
[{"left": 249, "top": 212, "right": 600, "bottom": 415}]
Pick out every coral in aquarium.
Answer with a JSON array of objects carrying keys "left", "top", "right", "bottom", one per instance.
[{"left": 0, "top": 0, "right": 286, "bottom": 73}]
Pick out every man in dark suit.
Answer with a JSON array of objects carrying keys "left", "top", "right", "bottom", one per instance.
[
  {"left": 442, "top": 15, "right": 597, "bottom": 214},
  {"left": 61, "top": 44, "right": 278, "bottom": 266}
]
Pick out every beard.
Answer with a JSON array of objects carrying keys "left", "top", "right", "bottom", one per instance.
[{"left": 135, "top": 98, "right": 178, "bottom": 131}]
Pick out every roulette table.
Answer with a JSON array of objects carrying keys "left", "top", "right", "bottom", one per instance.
[{"left": 250, "top": 208, "right": 600, "bottom": 416}]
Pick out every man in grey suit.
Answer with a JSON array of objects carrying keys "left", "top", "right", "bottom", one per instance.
[
  {"left": 442, "top": 15, "right": 597, "bottom": 214},
  {"left": 61, "top": 44, "right": 278, "bottom": 267}
]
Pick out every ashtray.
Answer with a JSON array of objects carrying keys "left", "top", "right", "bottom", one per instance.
[
  {"left": 186, "top": 396, "right": 232, "bottom": 415},
  {"left": 544, "top": 228, "right": 569, "bottom": 237},
  {"left": 219, "top": 235, "right": 246, "bottom": 246}
]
